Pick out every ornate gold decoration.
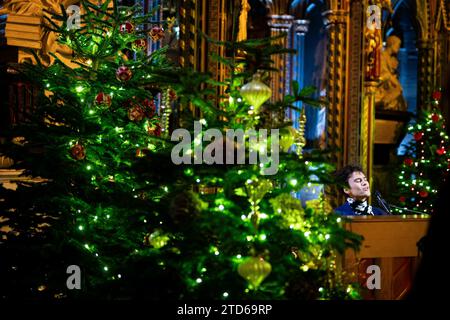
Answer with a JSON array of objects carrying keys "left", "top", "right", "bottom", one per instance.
[
  {"left": 160, "top": 87, "right": 173, "bottom": 138},
  {"left": 440, "top": 0, "right": 450, "bottom": 31},
  {"left": 294, "top": 108, "right": 306, "bottom": 157},
  {"left": 347, "top": 0, "right": 364, "bottom": 168},
  {"left": 1, "top": 0, "right": 78, "bottom": 66},
  {"left": 323, "top": 8, "right": 349, "bottom": 170},
  {"left": 237, "top": 0, "right": 250, "bottom": 42},
  {"left": 364, "top": 16, "right": 382, "bottom": 80},
  {"left": 375, "top": 35, "right": 407, "bottom": 111}
]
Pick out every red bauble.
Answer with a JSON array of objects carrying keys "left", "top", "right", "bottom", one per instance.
[
  {"left": 132, "top": 38, "right": 147, "bottom": 51},
  {"left": 94, "top": 92, "right": 112, "bottom": 107},
  {"left": 149, "top": 26, "right": 165, "bottom": 41},
  {"left": 136, "top": 148, "right": 145, "bottom": 158},
  {"left": 70, "top": 143, "right": 86, "bottom": 160},
  {"left": 431, "top": 113, "right": 440, "bottom": 123},
  {"left": 414, "top": 132, "right": 424, "bottom": 141},
  {"left": 404, "top": 158, "right": 413, "bottom": 166},
  {"left": 142, "top": 98, "right": 156, "bottom": 117},
  {"left": 419, "top": 190, "right": 429, "bottom": 198},
  {"left": 399, "top": 196, "right": 406, "bottom": 203},
  {"left": 116, "top": 66, "right": 132, "bottom": 82},
  {"left": 128, "top": 98, "right": 156, "bottom": 119},
  {"left": 436, "top": 147, "right": 446, "bottom": 155},
  {"left": 432, "top": 91, "right": 442, "bottom": 101},
  {"left": 148, "top": 123, "right": 161, "bottom": 136},
  {"left": 119, "top": 22, "right": 134, "bottom": 34},
  {"left": 128, "top": 105, "right": 146, "bottom": 122},
  {"left": 168, "top": 88, "right": 177, "bottom": 101}
]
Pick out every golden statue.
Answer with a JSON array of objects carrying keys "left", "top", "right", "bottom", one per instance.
[{"left": 375, "top": 35, "right": 407, "bottom": 111}]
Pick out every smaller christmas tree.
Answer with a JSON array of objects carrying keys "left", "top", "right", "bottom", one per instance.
[{"left": 394, "top": 90, "right": 450, "bottom": 214}]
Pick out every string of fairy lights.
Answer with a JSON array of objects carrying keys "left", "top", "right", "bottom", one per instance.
[{"left": 25, "top": 0, "right": 362, "bottom": 299}]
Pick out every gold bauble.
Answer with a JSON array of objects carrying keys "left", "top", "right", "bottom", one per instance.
[
  {"left": 237, "top": 256, "right": 272, "bottom": 288},
  {"left": 240, "top": 72, "right": 272, "bottom": 112}
]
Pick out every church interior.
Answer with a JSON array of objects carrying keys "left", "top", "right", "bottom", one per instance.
[{"left": 0, "top": 0, "right": 449, "bottom": 303}]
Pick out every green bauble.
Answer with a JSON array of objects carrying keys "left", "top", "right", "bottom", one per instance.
[
  {"left": 237, "top": 256, "right": 272, "bottom": 288},
  {"left": 148, "top": 230, "right": 169, "bottom": 249},
  {"left": 279, "top": 126, "right": 296, "bottom": 152},
  {"left": 240, "top": 72, "right": 272, "bottom": 113}
]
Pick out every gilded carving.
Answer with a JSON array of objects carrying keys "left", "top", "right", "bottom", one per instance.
[
  {"left": 1, "top": 0, "right": 79, "bottom": 67},
  {"left": 375, "top": 35, "right": 407, "bottom": 111}
]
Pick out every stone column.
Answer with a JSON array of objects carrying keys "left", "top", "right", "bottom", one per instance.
[
  {"left": 268, "top": 14, "right": 294, "bottom": 103},
  {"left": 322, "top": 9, "right": 349, "bottom": 169},
  {"left": 290, "top": 19, "right": 310, "bottom": 126}
]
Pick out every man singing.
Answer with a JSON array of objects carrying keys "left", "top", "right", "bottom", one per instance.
[{"left": 334, "top": 164, "right": 386, "bottom": 216}]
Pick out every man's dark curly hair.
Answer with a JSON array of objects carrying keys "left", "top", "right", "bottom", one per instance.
[{"left": 333, "top": 164, "right": 365, "bottom": 194}]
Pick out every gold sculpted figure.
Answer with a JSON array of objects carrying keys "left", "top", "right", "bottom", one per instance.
[{"left": 375, "top": 35, "right": 407, "bottom": 111}]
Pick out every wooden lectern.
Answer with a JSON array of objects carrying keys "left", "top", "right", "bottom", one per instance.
[{"left": 342, "top": 215, "right": 430, "bottom": 300}]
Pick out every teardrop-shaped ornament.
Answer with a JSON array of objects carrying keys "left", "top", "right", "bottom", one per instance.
[
  {"left": 240, "top": 72, "right": 272, "bottom": 113},
  {"left": 237, "top": 256, "right": 272, "bottom": 288}
]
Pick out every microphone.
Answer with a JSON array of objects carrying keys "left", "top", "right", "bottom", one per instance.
[{"left": 374, "top": 190, "right": 392, "bottom": 215}]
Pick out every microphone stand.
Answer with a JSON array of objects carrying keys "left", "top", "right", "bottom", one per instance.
[{"left": 374, "top": 190, "right": 392, "bottom": 215}]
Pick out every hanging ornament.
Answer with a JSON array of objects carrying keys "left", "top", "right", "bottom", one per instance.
[
  {"left": 142, "top": 98, "right": 156, "bottom": 117},
  {"left": 147, "top": 123, "right": 161, "bottom": 137},
  {"left": 240, "top": 71, "right": 272, "bottom": 113},
  {"left": 119, "top": 21, "right": 134, "bottom": 34},
  {"left": 128, "top": 97, "right": 156, "bottom": 118},
  {"left": 294, "top": 108, "right": 307, "bottom": 157},
  {"left": 432, "top": 91, "right": 442, "bottom": 101},
  {"left": 436, "top": 147, "right": 446, "bottom": 155},
  {"left": 94, "top": 92, "right": 112, "bottom": 107},
  {"left": 128, "top": 105, "right": 146, "bottom": 122},
  {"left": 237, "top": 256, "right": 272, "bottom": 288},
  {"left": 399, "top": 196, "right": 406, "bottom": 203},
  {"left": 70, "top": 143, "right": 86, "bottom": 160},
  {"left": 414, "top": 132, "right": 424, "bottom": 141},
  {"left": 431, "top": 113, "right": 440, "bottom": 123},
  {"left": 160, "top": 87, "right": 173, "bottom": 138},
  {"left": 132, "top": 38, "right": 147, "bottom": 51},
  {"left": 279, "top": 126, "right": 296, "bottom": 152},
  {"left": 419, "top": 190, "right": 429, "bottom": 198},
  {"left": 404, "top": 158, "right": 413, "bottom": 166},
  {"left": 147, "top": 230, "right": 169, "bottom": 249},
  {"left": 116, "top": 66, "right": 132, "bottom": 82},
  {"left": 149, "top": 26, "right": 165, "bottom": 41}
]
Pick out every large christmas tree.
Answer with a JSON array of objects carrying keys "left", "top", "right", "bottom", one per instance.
[
  {"left": 394, "top": 91, "right": 450, "bottom": 214},
  {"left": 0, "top": 0, "right": 362, "bottom": 299}
]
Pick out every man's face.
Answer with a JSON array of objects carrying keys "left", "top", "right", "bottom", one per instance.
[{"left": 344, "top": 171, "right": 370, "bottom": 200}]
